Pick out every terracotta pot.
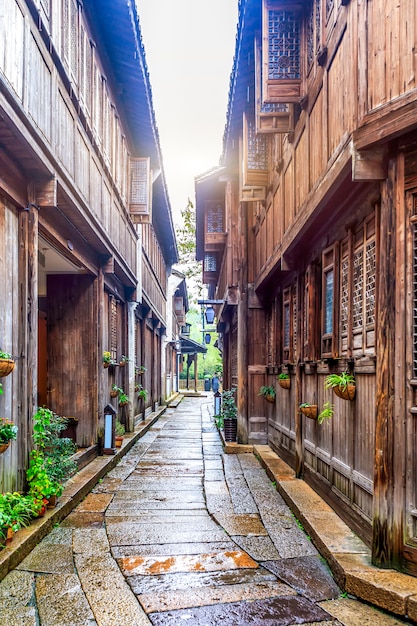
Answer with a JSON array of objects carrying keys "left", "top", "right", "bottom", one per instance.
[
  {"left": 0, "top": 358, "right": 15, "bottom": 377},
  {"left": 110, "top": 390, "right": 119, "bottom": 398},
  {"left": 278, "top": 378, "right": 291, "bottom": 390},
  {"left": 119, "top": 401, "right": 128, "bottom": 407},
  {"left": 333, "top": 384, "right": 356, "bottom": 401},
  {"left": 300, "top": 405, "right": 318, "bottom": 420},
  {"left": 119, "top": 361, "right": 127, "bottom": 367},
  {"left": 0, "top": 443, "right": 10, "bottom": 454},
  {"left": 104, "top": 362, "right": 110, "bottom": 369},
  {"left": 47, "top": 495, "right": 59, "bottom": 508},
  {"left": 265, "top": 394, "right": 275, "bottom": 403},
  {"left": 115, "top": 436, "right": 123, "bottom": 448}
]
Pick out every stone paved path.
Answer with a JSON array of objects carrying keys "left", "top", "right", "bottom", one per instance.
[{"left": 0, "top": 397, "right": 411, "bottom": 625}]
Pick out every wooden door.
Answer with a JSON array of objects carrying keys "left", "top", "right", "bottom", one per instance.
[{"left": 47, "top": 274, "right": 98, "bottom": 447}]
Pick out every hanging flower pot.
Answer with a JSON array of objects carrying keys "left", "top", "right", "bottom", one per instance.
[
  {"left": 333, "top": 384, "right": 356, "bottom": 401},
  {"left": 278, "top": 377, "right": 291, "bottom": 390},
  {"left": 0, "top": 443, "right": 10, "bottom": 454},
  {"left": 299, "top": 404, "right": 318, "bottom": 420},
  {"left": 0, "top": 358, "right": 15, "bottom": 377}
]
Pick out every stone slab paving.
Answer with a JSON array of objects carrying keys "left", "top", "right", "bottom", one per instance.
[{"left": 0, "top": 395, "right": 413, "bottom": 625}]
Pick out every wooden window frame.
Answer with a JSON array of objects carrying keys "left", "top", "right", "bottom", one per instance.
[
  {"left": 303, "top": 263, "right": 319, "bottom": 361},
  {"left": 321, "top": 244, "right": 339, "bottom": 358},
  {"left": 282, "top": 284, "right": 297, "bottom": 364}
]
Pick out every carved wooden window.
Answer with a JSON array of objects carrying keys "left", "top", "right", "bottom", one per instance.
[
  {"left": 338, "top": 216, "right": 376, "bottom": 356},
  {"left": 303, "top": 264, "right": 318, "bottom": 361},
  {"left": 206, "top": 203, "right": 224, "bottom": 233},
  {"left": 321, "top": 245, "right": 338, "bottom": 357},
  {"left": 255, "top": 36, "right": 293, "bottom": 134},
  {"left": 241, "top": 113, "right": 269, "bottom": 201},
  {"left": 62, "top": 0, "right": 79, "bottom": 85},
  {"left": 129, "top": 157, "right": 152, "bottom": 223},
  {"left": 282, "top": 285, "right": 296, "bottom": 363},
  {"left": 262, "top": 1, "right": 303, "bottom": 104},
  {"left": 79, "top": 25, "right": 92, "bottom": 117}
]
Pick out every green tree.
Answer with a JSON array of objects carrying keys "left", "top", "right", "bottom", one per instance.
[{"left": 175, "top": 199, "right": 202, "bottom": 306}]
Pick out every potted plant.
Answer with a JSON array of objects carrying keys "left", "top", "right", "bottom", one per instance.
[
  {"left": 277, "top": 372, "right": 291, "bottom": 390},
  {"left": 136, "top": 365, "right": 146, "bottom": 376},
  {"left": 258, "top": 385, "right": 276, "bottom": 403},
  {"left": 222, "top": 388, "right": 238, "bottom": 442},
  {"left": 325, "top": 371, "right": 356, "bottom": 400},
  {"left": 0, "top": 349, "right": 15, "bottom": 377},
  {"left": 0, "top": 492, "right": 34, "bottom": 546},
  {"left": 115, "top": 420, "right": 125, "bottom": 448},
  {"left": 110, "top": 384, "right": 120, "bottom": 398},
  {"left": 318, "top": 401, "right": 334, "bottom": 424},
  {"left": 299, "top": 403, "right": 318, "bottom": 419},
  {"left": 103, "top": 351, "right": 113, "bottom": 368},
  {"left": 119, "top": 391, "right": 129, "bottom": 407},
  {"left": 137, "top": 387, "right": 148, "bottom": 402},
  {"left": 119, "top": 355, "right": 129, "bottom": 367},
  {"left": 0, "top": 417, "right": 18, "bottom": 453}
]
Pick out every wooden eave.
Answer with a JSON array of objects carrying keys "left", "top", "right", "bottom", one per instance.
[{"left": 83, "top": 0, "right": 178, "bottom": 266}]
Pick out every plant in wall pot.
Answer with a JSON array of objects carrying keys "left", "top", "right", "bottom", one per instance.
[
  {"left": 103, "top": 351, "right": 114, "bottom": 368},
  {"left": 110, "top": 384, "right": 121, "bottom": 398},
  {"left": 137, "top": 387, "right": 148, "bottom": 401},
  {"left": 136, "top": 365, "right": 146, "bottom": 376},
  {"left": 119, "top": 391, "right": 129, "bottom": 407},
  {"left": 277, "top": 372, "right": 291, "bottom": 390},
  {"left": 324, "top": 371, "right": 356, "bottom": 400},
  {"left": 0, "top": 349, "right": 15, "bottom": 377},
  {"left": 318, "top": 401, "right": 334, "bottom": 424},
  {"left": 222, "top": 388, "right": 238, "bottom": 442},
  {"left": 0, "top": 417, "right": 18, "bottom": 453},
  {"left": 119, "top": 355, "right": 129, "bottom": 367},
  {"left": 258, "top": 385, "right": 276, "bottom": 403},
  {"left": 299, "top": 403, "right": 318, "bottom": 420}
]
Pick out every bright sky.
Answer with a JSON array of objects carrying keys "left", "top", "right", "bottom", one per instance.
[{"left": 136, "top": 0, "right": 238, "bottom": 224}]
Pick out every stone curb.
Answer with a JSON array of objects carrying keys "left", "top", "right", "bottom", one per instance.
[
  {"left": 0, "top": 406, "right": 166, "bottom": 581},
  {"left": 253, "top": 444, "right": 417, "bottom": 623}
]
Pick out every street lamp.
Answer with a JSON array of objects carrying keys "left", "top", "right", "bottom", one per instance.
[{"left": 204, "top": 305, "right": 215, "bottom": 324}]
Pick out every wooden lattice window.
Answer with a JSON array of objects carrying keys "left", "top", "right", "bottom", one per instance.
[
  {"left": 129, "top": 157, "right": 152, "bottom": 223},
  {"left": 337, "top": 215, "right": 376, "bottom": 356},
  {"left": 282, "top": 285, "right": 297, "bottom": 363},
  {"left": 303, "top": 264, "right": 318, "bottom": 361},
  {"left": 206, "top": 204, "right": 224, "bottom": 233},
  {"left": 262, "top": 1, "right": 303, "bottom": 103},
  {"left": 321, "top": 245, "right": 339, "bottom": 357},
  {"left": 62, "top": 0, "right": 79, "bottom": 85}
]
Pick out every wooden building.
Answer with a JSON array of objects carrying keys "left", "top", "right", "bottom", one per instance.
[
  {"left": 196, "top": 0, "right": 417, "bottom": 574},
  {"left": 0, "top": 0, "right": 178, "bottom": 492}
]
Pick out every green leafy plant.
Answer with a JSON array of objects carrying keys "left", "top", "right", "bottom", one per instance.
[
  {"left": 137, "top": 387, "right": 148, "bottom": 401},
  {"left": 115, "top": 420, "right": 125, "bottom": 437},
  {"left": 0, "top": 492, "right": 34, "bottom": 535},
  {"left": 119, "top": 392, "right": 129, "bottom": 405},
  {"left": 136, "top": 365, "right": 146, "bottom": 375},
  {"left": 318, "top": 401, "right": 334, "bottom": 424},
  {"left": 28, "top": 408, "right": 77, "bottom": 500},
  {"left": 221, "top": 388, "right": 237, "bottom": 420},
  {"left": 103, "top": 351, "right": 112, "bottom": 364},
  {"left": 0, "top": 350, "right": 12, "bottom": 359},
  {"left": 214, "top": 414, "right": 224, "bottom": 429},
  {"left": 300, "top": 402, "right": 312, "bottom": 408},
  {"left": 278, "top": 373, "right": 289, "bottom": 380},
  {"left": 258, "top": 385, "right": 276, "bottom": 399},
  {"left": 0, "top": 418, "right": 18, "bottom": 443},
  {"left": 324, "top": 372, "right": 355, "bottom": 391},
  {"left": 119, "top": 355, "right": 129, "bottom": 365}
]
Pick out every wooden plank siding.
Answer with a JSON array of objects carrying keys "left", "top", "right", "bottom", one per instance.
[
  {"left": 0, "top": 0, "right": 177, "bottom": 494},
  {"left": 197, "top": 0, "right": 417, "bottom": 573}
]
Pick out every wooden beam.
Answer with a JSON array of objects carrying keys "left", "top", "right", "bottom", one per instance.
[{"left": 352, "top": 147, "right": 387, "bottom": 181}]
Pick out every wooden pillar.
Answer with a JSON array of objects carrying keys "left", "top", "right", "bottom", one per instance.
[
  {"left": 18, "top": 203, "right": 38, "bottom": 490},
  {"left": 372, "top": 155, "right": 404, "bottom": 569},
  {"left": 295, "top": 274, "right": 303, "bottom": 477},
  {"left": 194, "top": 353, "right": 198, "bottom": 392},
  {"left": 237, "top": 203, "right": 248, "bottom": 443},
  {"left": 126, "top": 302, "right": 136, "bottom": 432}
]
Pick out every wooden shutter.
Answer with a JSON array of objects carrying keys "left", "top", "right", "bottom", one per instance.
[
  {"left": 129, "top": 157, "right": 152, "bottom": 223},
  {"left": 321, "top": 244, "right": 339, "bottom": 358}
]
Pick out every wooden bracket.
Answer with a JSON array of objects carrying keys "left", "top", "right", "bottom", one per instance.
[{"left": 352, "top": 146, "right": 387, "bottom": 181}]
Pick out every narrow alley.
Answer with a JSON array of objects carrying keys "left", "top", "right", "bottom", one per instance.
[{"left": 0, "top": 397, "right": 410, "bottom": 625}]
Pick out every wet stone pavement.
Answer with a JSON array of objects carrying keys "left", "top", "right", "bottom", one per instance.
[{"left": 0, "top": 397, "right": 411, "bottom": 625}]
